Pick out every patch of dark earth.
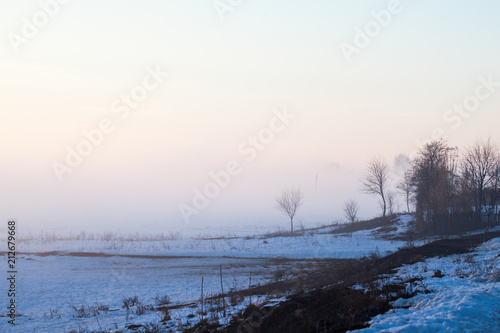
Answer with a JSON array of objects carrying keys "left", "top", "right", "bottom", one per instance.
[{"left": 188, "top": 230, "right": 500, "bottom": 333}]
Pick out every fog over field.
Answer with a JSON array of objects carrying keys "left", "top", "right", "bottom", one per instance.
[{"left": 1, "top": 1, "right": 500, "bottom": 234}]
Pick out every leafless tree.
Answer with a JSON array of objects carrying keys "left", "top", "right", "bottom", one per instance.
[
  {"left": 361, "top": 156, "right": 390, "bottom": 217},
  {"left": 410, "top": 140, "right": 458, "bottom": 231},
  {"left": 397, "top": 170, "right": 413, "bottom": 213},
  {"left": 275, "top": 188, "right": 303, "bottom": 234},
  {"left": 489, "top": 166, "right": 500, "bottom": 215},
  {"left": 460, "top": 138, "right": 500, "bottom": 215},
  {"left": 343, "top": 199, "right": 359, "bottom": 223}
]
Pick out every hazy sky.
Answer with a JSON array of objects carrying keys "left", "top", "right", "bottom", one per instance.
[{"left": 1, "top": 0, "right": 500, "bottom": 233}]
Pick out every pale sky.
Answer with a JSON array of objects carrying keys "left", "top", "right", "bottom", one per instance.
[{"left": 1, "top": 0, "right": 500, "bottom": 233}]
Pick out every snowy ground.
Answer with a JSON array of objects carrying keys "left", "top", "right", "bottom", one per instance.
[
  {"left": 15, "top": 221, "right": 417, "bottom": 260},
  {"left": 1, "top": 254, "right": 284, "bottom": 332},
  {"left": 3, "top": 216, "right": 417, "bottom": 332},
  {"left": 355, "top": 237, "right": 500, "bottom": 332},
  {"left": 2, "top": 214, "right": 498, "bottom": 332}
]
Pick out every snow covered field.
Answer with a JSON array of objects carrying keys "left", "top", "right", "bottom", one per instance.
[
  {"left": 3, "top": 216, "right": 415, "bottom": 332},
  {"left": 356, "top": 237, "right": 500, "bottom": 332},
  {"left": 2, "top": 215, "right": 499, "bottom": 332},
  {"left": 16, "top": 216, "right": 417, "bottom": 259},
  {"left": 1, "top": 254, "right": 284, "bottom": 332}
]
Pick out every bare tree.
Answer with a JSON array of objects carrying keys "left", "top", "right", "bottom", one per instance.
[
  {"left": 489, "top": 166, "right": 500, "bottom": 215},
  {"left": 460, "top": 138, "right": 500, "bottom": 215},
  {"left": 343, "top": 199, "right": 359, "bottom": 223},
  {"left": 361, "top": 156, "right": 390, "bottom": 217},
  {"left": 410, "top": 140, "right": 457, "bottom": 231},
  {"left": 397, "top": 170, "right": 413, "bottom": 213},
  {"left": 275, "top": 188, "right": 303, "bottom": 234}
]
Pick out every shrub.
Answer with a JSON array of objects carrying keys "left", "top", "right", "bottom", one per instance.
[
  {"left": 122, "top": 296, "right": 139, "bottom": 309},
  {"left": 155, "top": 293, "right": 171, "bottom": 305},
  {"left": 135, "top": 303, "right": 154, "bottom": 316}
]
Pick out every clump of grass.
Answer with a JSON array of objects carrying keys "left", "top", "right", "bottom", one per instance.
[
  {"left": 122, "top": 296, "right": 139, "bottom": 309},
  {"left": 70, "top": 303, "right": 110, "bottom": 318},
  {"left": 135, "top": 303, "right": 148, "bottom": 316},
  {"left": 44, "top": 307, "right": 60, "bottom": 319},
  {"left": 155, "top": 293, "right": 171, "bottom": 305}
]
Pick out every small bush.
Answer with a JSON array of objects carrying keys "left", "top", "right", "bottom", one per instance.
[
  {"left": 135, "top": 303, "right": 154, "bottom": 316},
  {"left": 155, "top": 293, "right": 171, "bottom": 305},
  {"left": 136, "top": 303, "right": 146, "bottom": 316},
  {"left": 122, "top": 296, "right": 139, "bottom": 309}
]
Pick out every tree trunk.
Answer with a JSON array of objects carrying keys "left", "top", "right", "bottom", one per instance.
[
  {"left": 290, "top": 217, "right": 294, "bottom": 235},
  {"left": 382, "top": 194, "right": 387, "bottom": 217}
]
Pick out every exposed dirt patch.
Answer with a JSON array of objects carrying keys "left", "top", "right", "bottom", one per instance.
[
  {"left": 223, "top": 284, "right": 411, "bottom": 333},
  {"left": 217, "top": 231, "right": 500, "bottom": 333}
]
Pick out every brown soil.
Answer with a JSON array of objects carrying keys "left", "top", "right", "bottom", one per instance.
[{"left": 217, "top": 230, "right": 500, "bottom": 333}]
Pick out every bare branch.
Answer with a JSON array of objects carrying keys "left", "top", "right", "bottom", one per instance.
[{"left": 460, "top": 138, "right": 500, "bottom": 211}]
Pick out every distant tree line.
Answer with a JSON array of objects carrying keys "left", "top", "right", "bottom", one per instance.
[
  {"left": 408, "top": 138, "right": 500, "bottom": 234},
  {"left": 361, "top": 138, "right": 500, "bottom": 234},
  {"left": 275, "top": 138, "right": 500, "bottom": 235}
]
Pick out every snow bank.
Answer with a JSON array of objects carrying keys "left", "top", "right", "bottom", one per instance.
[{"left": 355, "top": 237, "right": 500, "bottom": 332}]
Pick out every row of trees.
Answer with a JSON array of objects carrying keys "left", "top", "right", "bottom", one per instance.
[
  {"left": 274, "top": 138, "right": 500, "bottom": 234},
  {"left": 362, "top": 138, "right": 500, "bottom": 233}
]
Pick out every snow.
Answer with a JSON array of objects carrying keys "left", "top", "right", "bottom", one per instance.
[
  {"left": 354, "top": 237, "right": 500, "bottom": 332},
  {"left": 4, "top": 216, "right": 419, "bottom": 332},
  {"left": 1, "top": 255, "right": 273, "bottom": 332},
  {"left": 16, "top": 222, "right": 417, "bottom": 260},
  {"left": 4, "top": 214, "right": 499, "bottom": 332}
]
